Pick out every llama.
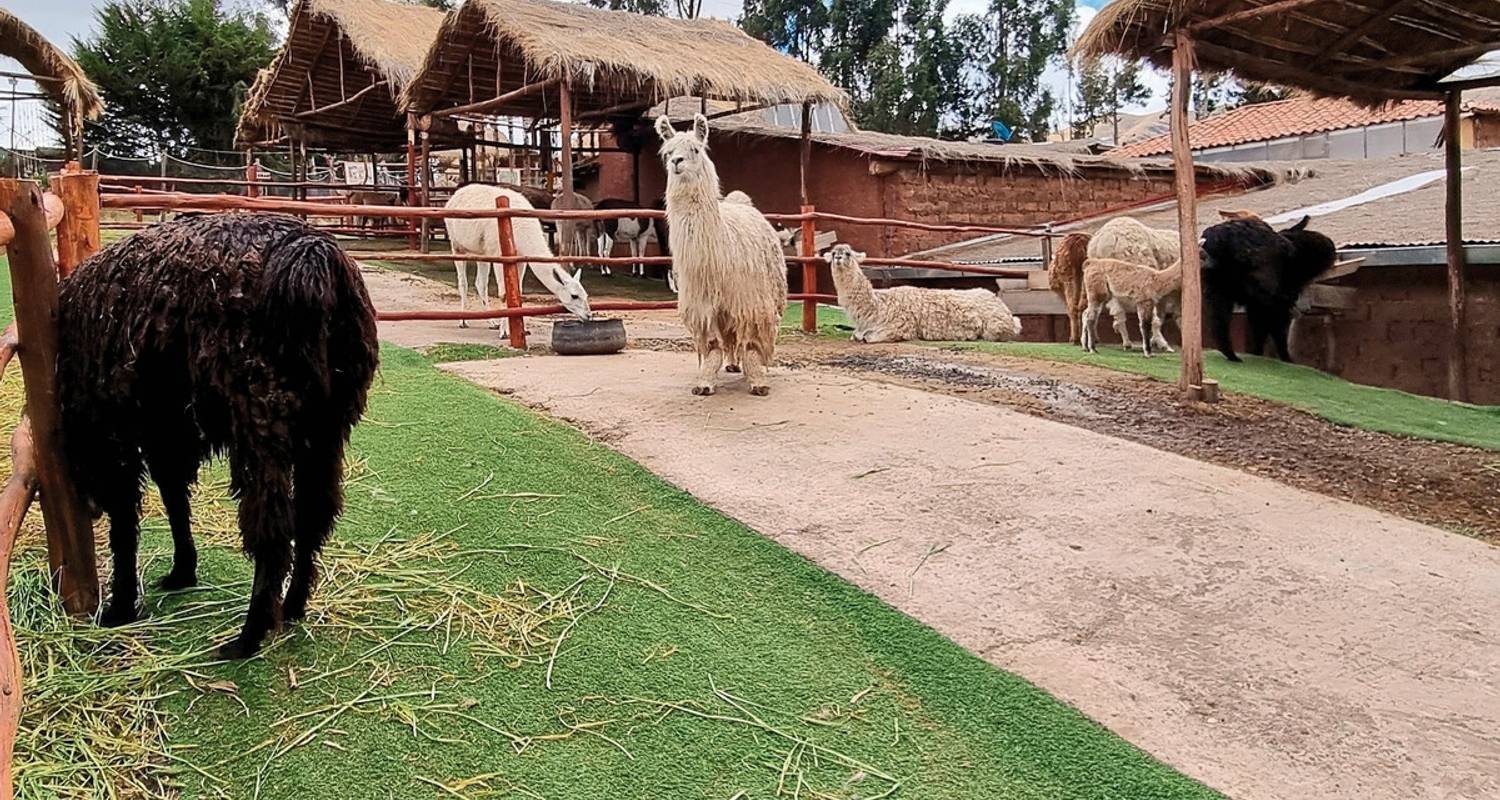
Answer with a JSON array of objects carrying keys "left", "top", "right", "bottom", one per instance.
[
  {"left": 1079, "top": 256, "right": 1183, "bottom": 356},
  {"left": 826, "top": 245, "right": 1021, "bottom": 343},
  {"left": 594, "top": 198, "right": 656, "bottom": 278},
  {"left": 56, "top": 214, "right": 379, "bottom": 658},
  {"left": 445, "top": 184, "right": 591, "bottom": 327},
  {"left": 1201, "top": 215, "right": 1334, "bottom": 362},
  {"left": 655, "top": 113, "right": 786, "bottom": 396},
  {"left": 552, "top": 190, "right": 597, "bottom": 267},
  {"left": 1047, "top": 232, "right": 1091, "bottom": 344},
  {"left": 1086, "top": 217, "right": 1180, "bottom": 352}
]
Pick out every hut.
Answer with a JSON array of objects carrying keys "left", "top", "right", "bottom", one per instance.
[
  {"left": 1074, "top": 0, "right": 1500, "bottom": 401},
  {"left": 0, "top": 8, "right": 103, "bottom": 160},
  {"left": 398, "top": 0, "right": 848, "bottom": 205}
]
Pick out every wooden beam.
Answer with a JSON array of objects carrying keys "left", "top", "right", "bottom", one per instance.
[
  {"left": 1427, "top": 74, "right": 1500, "bottom": 92},
  {"left": 1190, "top": 41, "right": 1445, "bottom": 99},
  {"left": 1171, "top": 32, "right": 1205, "bottom": 399},
  {"left": 1444, "top": 91, "right": 1469, "bottom": 402},
  {"left": 573, "top": 99, "right": 655, "bottom": 123},
  {"left": 1186, "top": 0, "right": 1333, "bottom": 33},
  {"left": 1371, "top": 40, "right": 1500, "bottom": 69},
  {"left": 294, "top": 80, "right": 389, "bottom": 119},
  {"left": 432, "top": 77, "right": 560, "bottom": 119},
  {"left": 1312, "top": 0, "right": 1422, "bottom": 65},
  {"left": 560, "top": 80, "right": 575, "bottom": 196},
  {"left": 0, "top": 180, "right": 99, "bottom": 615},
  {"left": 799, "top": 100, "right": 813, "bottom": 205}
]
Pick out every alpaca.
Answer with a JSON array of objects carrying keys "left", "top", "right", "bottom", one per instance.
[
  {"left": 1201, "top": 215, "right": 1334, "bottom": 362},
  {"left": 655, "top": 114, "right": 786, "bottom": 396},
  {"left": 552, "top": 190, "right": 597, "bottom": 267},
  {"left": 1080, "top": 256, "right": 1183, "bottom": 356},
  {"left": 445, "top": 184, "right": 591, "bottom": 327},
  {"left": 595, "top": 198, "right": 656, "bottom": 278},
  {"left": 1086, "top": 217, "right": 1180, "bottom": 352},
  {"left": 56, "top": 213, "right": 379, "bottom": 658},
  {"left": 826, "top": 245, "right": 1021, "bottom": 343},
  {"left": 1047, "top": 232, "right": 1091, "bottom": 344}
]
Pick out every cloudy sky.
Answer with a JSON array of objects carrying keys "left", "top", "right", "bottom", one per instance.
[{"left": 2, "top": 0, "right": 1165, "bottom": 149}]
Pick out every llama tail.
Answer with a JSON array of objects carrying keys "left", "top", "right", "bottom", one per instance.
[{"left": 262, "top": 231, "right": 380, "bottom": 417}]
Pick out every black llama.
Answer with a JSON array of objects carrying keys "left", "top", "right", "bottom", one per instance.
[{"left": 56, "top": 213, "right": 380, "bottom": 658}]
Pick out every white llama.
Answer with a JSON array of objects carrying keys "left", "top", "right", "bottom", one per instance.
[
  {"left": 444, "top": 184, "right": 591, "bottom": 327},
  {"left": 826, "top": 245, "right": 1022, "bottom": 343},
  {"left": 1080, "top": 256, "right": 1183, "bottom": 356},
  {"left": 655, "top": 114, "right": 787, "bottom": 396},
  {"left": 1086, "top": 217, "right": 1180, "bottom": 352}
]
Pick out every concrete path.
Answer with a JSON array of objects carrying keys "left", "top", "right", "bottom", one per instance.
[{"left": 443, "top": 350, "right": 1500, "bottom": 800}]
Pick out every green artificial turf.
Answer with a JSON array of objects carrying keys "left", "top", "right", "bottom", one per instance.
[
  {"left": 950, "top": 341, "right": 1500, "bottom": 451},
  {"left": 421, "top": 341, "right": 524, "bottom": 363}
]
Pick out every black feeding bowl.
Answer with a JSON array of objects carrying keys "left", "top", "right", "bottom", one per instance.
[{"left": 551, "top": 318, "right": 627, "bottom": 355}]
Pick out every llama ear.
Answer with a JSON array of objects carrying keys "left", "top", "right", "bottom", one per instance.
[
  {"left": 692, "top": 113, "right": 709, "bottom": 144},
  {"left": 573, "top": 268, "right": 583, "bottom": 283},
  {"left": 654, "top": 115, "right": 675, "bottom": 140},
  {"left": 1283, "top": 215, "right": 1310, "bottom": 233}
]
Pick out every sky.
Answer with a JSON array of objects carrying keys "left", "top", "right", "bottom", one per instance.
[{"left": 1, "top": 0, "right": 1165, "bottom": 149}]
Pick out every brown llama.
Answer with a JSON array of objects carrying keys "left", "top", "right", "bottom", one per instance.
[{"left": 1047, "top": 232, "right": 1091, "bottom": 344}]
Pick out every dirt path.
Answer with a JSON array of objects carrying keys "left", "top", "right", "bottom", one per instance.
[{"left": 443, "top": 350, "right": 1500, "bottom": 800}]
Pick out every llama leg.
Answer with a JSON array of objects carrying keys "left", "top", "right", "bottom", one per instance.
[
  {"left": 743, "top": 345, "right": 772, "bottom": 396},
  {"left": 147, "top": 451, "right": 200, "bottom": 591},
  {"left": 220, "top": 452, "right": 294, "bottom": 659},
  {"left": 598, "top": 232, "right": 612, "bottom": 275},
  {"left": 1137, "top": 302, "right": 1154, "bottom": 357},
  {"left": 1269, "top": 308, "right": 1295, "bottom": 362},
  {"left": 1205, "top": 285, "right": 1241, "bottom": 362},
  {"left": 455, "top": 259, "right": 470, "bottom": 329},
  {"left": 667, "top": 268, "right": 677, "bottom": 294},
  {"left": 1082, "top": 304, "right": 1100, "bottom": 353},
  {"left": 725, "top": 343, "right": 742, "bottom": 374},
  {"left": 1107, "top": 299, "right": 1133, "bottom": 349},
  {"left": 1064, "top": 284, "right": 1081, "bottom": 344},
  {"left": 1151, "top": 308, "right": 1174, "bottom": 353},
  {"left": 692, "top": 346, "right": 725, "bottom": 395},
  {"left": 99, "top": 490, "right": 144, "bottom": 626},
  {"left": 475, "top": 262, "right": 501, "bottom": 330},
  {"left": 283, "top": 434, "right": 346, "bottom": 622}
]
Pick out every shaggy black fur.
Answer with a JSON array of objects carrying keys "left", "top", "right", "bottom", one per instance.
[
  {"left": 57, "top": 213, "right": 379, "bottom": 658},
  {"left": 1200, "top": 216, "right": 1336, "bottom": 362}
]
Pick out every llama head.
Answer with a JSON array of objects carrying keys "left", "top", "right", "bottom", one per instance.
[
  {"left": 551, "top": 265, "right": 592, "bottom": 320},
  {"left": 655, "top": 114, "right": 715, "bottom": 185},
  {"left": 826, "top": 244, "right": 865, "bottom": 271}
]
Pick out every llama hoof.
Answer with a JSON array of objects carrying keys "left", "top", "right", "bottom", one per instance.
[
  {"left": 724, "top": 364, "right": 742, "bottom": 373},
  {"left": 487, "top": 321, "right": 502, "bottom": 330},
  {"left": 99, "top": 602, "right": 139, "bottom": 627},
  {"left": 157, "top": 569, "right": 197, "bottom": 591},
  {"left": 691, "top": 384, "right": 715, "bottom": 396},
  {"left": 749, "top": 384, "right": 770, "bottom": 396},
  {"left": 282, "top": 597, "right": 309, "bottom": 622},
  {"left": 216, "top": 638, "right": 262, "bottom": 660},
  {"left": 459, "top": 320, "right": 470, "bottom": 329}
]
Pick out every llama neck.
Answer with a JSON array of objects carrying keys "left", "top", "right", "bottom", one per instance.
[
  {"left": 528, "top": 263, "right": 563, "bottom": 297},
  {"left": 831, "top": 264, "right": 881, "bottom": 321},
  {"left": 1155, "top": 263, "right": 1184, "bottom": 298}
]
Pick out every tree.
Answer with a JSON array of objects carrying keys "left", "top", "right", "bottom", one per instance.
[
  {"left": 843, "top": 0, "right": 966, "bottom": 136},
  {"left": 1191, "top": 73, "right": 1233, "bottom": 120},
  {"left": 740, "top": 0, "right": 829, "bottom": 62},
  {"left": 586, "top": 0, "right": 667, "bottom": 13},
  {"left": 968, "top": 0, "right": 1075, "bottom": 141},
  {"left": 1234, "top": 83, "right": 1292, "bottom": 106},
  {"left": 1074, "top": 57, "right": 1151, "bottom": 143},
  {"left": 73, "top": 0, "right": 276, "bottom": 155}
]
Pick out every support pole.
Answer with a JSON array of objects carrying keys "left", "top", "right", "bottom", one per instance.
[
  {"left": 559, "top": 82, "right": 575, "bottom": 200},
  {"left": 245, "top": 161, "right": 260, "bottom": 198},
  {"left": 1170, "top": 31, "right": 1206, "bottom": 399},
  {"left": 800, "top": 204, "right": 817, "bottom": 333},
  {"left": 405, "top": 113, "right": 419, "bottom": 250},
  {"left": 419, "top": 126, "right": 432, "bottom": 254},
  {"left": 0, "top": 180, "right": 99, "bottom": 616},
  {"left": 51, "top": 166, "right": 99, "bottom": 277},
  {"left": 496, "top": 195, "right": 527, "bottom": 349},
  {"left": 799, "top": 101, "right": 813, "bottom": 205},
  {"left": 1444, "top": 90, "right": 1469, "bottom": 402}
]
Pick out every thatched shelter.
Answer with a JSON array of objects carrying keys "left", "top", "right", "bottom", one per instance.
[
  {"left": 234, "top": 0, "right": 445, "bottom": 150},
  {"left": 0, "top": 8, "right": 103, "bottom": 159},
  {"left": 1073, "top": 0, "right": 1500, "bottom": 401}
]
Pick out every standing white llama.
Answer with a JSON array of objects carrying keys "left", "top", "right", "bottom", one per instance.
[
  {"left": 444, "top": 184, "right": 591, "bottom": 327},
  {"left": 826, "top": 245, "right": 1022, "bottom": 342},
  {"left": 655, "top": 114, "right": 787, "bottom": 396}
]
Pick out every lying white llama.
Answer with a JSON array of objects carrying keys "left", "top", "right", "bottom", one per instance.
[
  {"left": 1086, "top": 217, "right": 1180, "bottom": 352},
  {"left": 444, "top": 184, "right": 591, "bottom": 327},
  {"left": 1080, "top": 256, "right": 1183, "bottom": 356},
  {"left": 826, "top": 245, "right": 1022, "bottom": 343},
  {"left": 655, "top": 114, "right": 786, "bottom": 396}
]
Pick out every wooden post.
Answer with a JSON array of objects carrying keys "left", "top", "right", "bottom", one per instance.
[
  {"left": 559, "top": 82, "right": 575, "bottom": 200},
  {"left": 800, "top": 205, "right": 817, "bottom": 333},
  {"left": 799, "top": 101, "right": 813, "bottom": 205},
  {"left": 496, "top": 196, "right": 526, "bottom": 349},
  {"left": 51, "top": 167, "right": 100, "bottom": 277},
  {"left": 405, "top": 113, "right": 419, "bottom": 249},
  {"left": 1444, "top": 90, "right": 1469, "bottom": 402},
  {"left": 1170, "top": 31, "right": 1206, "bottom": 399},
  {"left": 245, "top": 162, "right": 260, "bottom": 198},
  {"left": 0, "top": 180, "right": 99, "bottom": 616},
  {"left": 419, "top": 127, "right": 432, "bottom": 254}
]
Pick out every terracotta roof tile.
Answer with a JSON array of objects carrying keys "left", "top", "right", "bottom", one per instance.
[{"left": 1113, "top": 96, "right": 1500, "bottom": 158}]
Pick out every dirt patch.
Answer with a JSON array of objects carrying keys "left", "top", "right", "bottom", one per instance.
[{"left": 788, "top": 343, "right": 1500, "bottom": 541}]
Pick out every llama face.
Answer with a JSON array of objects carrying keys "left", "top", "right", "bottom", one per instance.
[
  {"left": 655, "top": 113, "right": 712, "bottom": 181},
  {"left": 826, "top": 244, "right": 865, "bottom": 272},
  {"left": 552, "top": 266, "right": 592, "bottom": 320}
]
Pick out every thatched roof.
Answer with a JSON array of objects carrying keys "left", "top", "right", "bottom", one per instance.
[
  {"left": 1073, "top": 0, "right": 1500, "bottom": 102},
  {"left": 0, "top": 8, "right": 103, "bottom": 130},
  {"left": 706, "top": 116, "right": 1305, "bottom": 184},
  {"left": 235, "top": 0, "right": 444, "bottom": 148},
  {"left": 400, "top": 0, "right": 846, "bottom": 122}
]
